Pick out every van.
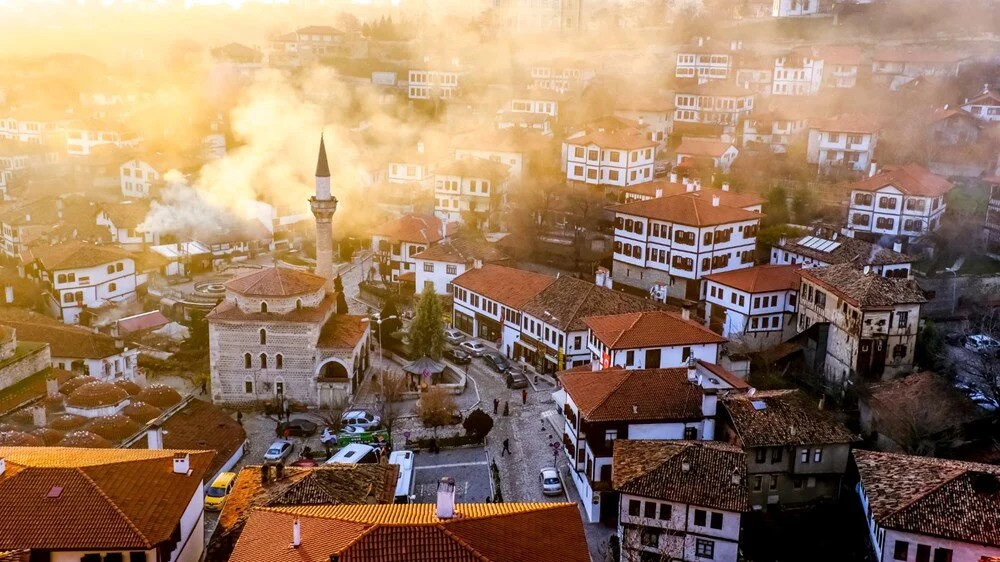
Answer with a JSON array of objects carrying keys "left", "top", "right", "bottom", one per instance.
[
  {"left": 388, "top": 450, "right": 415, "bottom": 503},
  {"left": 324, "top": 443, "right": 379, "bottom": 465},
  {"left": 204, "top": 472, "right": 237, "bottom": 511}
]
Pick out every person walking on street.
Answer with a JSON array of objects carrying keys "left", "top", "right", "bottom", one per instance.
[
  {"left": 501, "top": 438, "right": 511, "bottom": 456},
  {"left": 200, "top": 379, "right": 207, "bottom": 395},
  {"left": 521, "top": 388, "right": 527, "bottom": 405},
  {"left": 236, "top": 410, "right": 243, "bottom": 425},
  {"left": 503, "top": 401, "right": 509, "bottom": 416},
  {"left": 493, "top": 398, "right": 499, "bottom": 415}
]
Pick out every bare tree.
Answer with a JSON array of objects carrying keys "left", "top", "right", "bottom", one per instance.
[
  {"left": 372, "top": 368, "right": 408, "bottom": 434},
  {"left": 415, "top": 386, "right": 459, "bottom": 429}
]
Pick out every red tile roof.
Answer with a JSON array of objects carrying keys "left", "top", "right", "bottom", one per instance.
[
  {"left": 0, "top": 313, "right": 122, "bottom": 359},
  {"left": 722, "top": 390, "right": 858, "bottom": 447},
  {"left": 207, "top": 294, "right": 337, "bottom": 323},
  {"left": 452, "top": 264, "right": 554, "bottom": 309},
  {"left": 584, "top": 310, "right": 726, "bottom": 349},
  {"left": 317, "top": 315, "right": 369, "bottom": 349},
  {"left": 704, "top": 264, "right": 801, "bottom": 293},
  {"left": 613, "top": 440, "right": 750, "bottom": 512},
  {"left": 410, "top": 237, "right": 508, "bottom": 265},
  {"left": 230, "top": 503, "right": 590, "bottom": 562},
  {"left": 520, "top": 276, "right": 662, "bottom": 332},
  {"left": 817, "top": 45, "right": 861, "bottom": 66},
  {"left": 566, "top": 129, "right": 657, "bottom": 150},
  {"left": 0, "top": 447, "right": 213, "bottom": 551},
  {"left": 676, "top": 137, "right": 735, "bottom": 158},
  {"left": 372, "top": 214, "right": 456, "bottom": 245},
  {"left": 854, "top": 449, "right": 1000, "bottom": 547},
  {"left": 613, "top": 192, "right": 762, "bottom": 227},
  {"left": 697, "top": 360, "right": 750, "bottom": 390},
  {"left": 809, "top": 113, "right": 879, "bottom": 134},
  {"left": 851, "top": 163, "right": 953, "bottom": 198},
  {"left": 226, "top": 266, "right": 327, "bottom": 297},
  {"left": 801, "top": 263, "right": 927, "bottom": 308},
  {"left": 873, "top": 48, "right": 968, "bottom": 64},
  {"left": 560, "top": 367, "right": 706, "bottom": 422},
  {"left": 22, "top": 242, "right": 133, "bottom": 271}
]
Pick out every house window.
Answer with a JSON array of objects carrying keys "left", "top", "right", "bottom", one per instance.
[
  {"left": 658, "top": 503, "right": 671, "bottom": 520},
  {"left": 771, "top": 448, "right": 783, "bottom": 463},
  {"left": 116, "top": 263, "right": 123, "bottom": 272},
  {"left": 107, "top": 265, "right": 115, "bottom": 274},
  {"left": 753, "top": 475, "right": 762, "bottom": 491},
  {"left": 813, "top": 448, "right": 822, "bottom": 462},
  {"left": 604, "top": 429, "right": 618, "bottom": 445},
  {"left": 423, "top": 262, "right": 434, "bottom": 272},
  {"left": 755, "top": 449, "right": 766, "bottom": 463},
  {"left": 683, "top": 427, "right": 697, "bottom": 440},
  {"left": 639, "top": 527, "right": 661, "bottom": 548},
  {"left": 876, "top": 217, "right": 895, "bottom": 230},
  {"left": 296, "top": 299, "right": 302, "bottom": 310},
  {"left": 933, "top": 548, "right": 953, "bottom": 562},
  {"left": 693, "top": 509, "right": 707, "bottom": 526},
  {"left": 893, "top": 344, "right": 907, "bottom": 359},
  {"left": 916, "top": 545, "right": 931, "bottom": 562},
  {"left": 800, "top": 449, "right": 810, "bottom": 463},
  {"left": 682, "top": 346, "right": 691, "bottom": 361},
  {"left": 644, "top": 501, "right": 656, "bottom": 518},
  {"left": 625, "top": 350, "right": 634, "bottom": 366},
  {"left": 695, "top": 538, "right": 715, "bottom": 559},
  {"left": 769, "top": 474, "right": 778, "bottom": 490},
  {"left": 710, "top": 512, "right": 723, "bottom": 529},
  {"left": 276, "top": 354, "right": 283, "bottom": 369},
  {"left": 895, "top": 311, "right": 908, "bottom": 328},
  {"left": 878, "top": 196, "right": 897, "bottom": 210},
  {"left": 57, "top": 274, "right": 67, "bottom": 283},
  {"left": 108, "top": 283, "right": 116, "bottom": 292},
  {"left": 260, "top": 353, "right": 268, "bottom": 369},
  {"left": 260, "top": 329, "right": 267, "bottom": 345},
  {"left": 893, "top": 541, "right": 909, "bottom": 561},
  {"left": 260, "top": 302, "right": 268, "bottom": 313},
  {"left": 446, "top": 265, "right": 457, "bottom": 275},
  {"left": 628, "top": 499, "right": 641, "bottom": 516},
  {"left": 244, "top": 353, "right": 252, "bottom": 368}
]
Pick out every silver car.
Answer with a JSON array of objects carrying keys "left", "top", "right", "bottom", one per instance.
[
  {"left": 459, "top": 340, "right": 487, "bottom": 357},
  {"left": 539, "top": 467, "right": 563, "bottom": 496},
  {"left": 444, "top": 328, "right": 466, "bottom": 344},
  {"left": 263, "top": 439, "right": 293, "bottom": 462}
]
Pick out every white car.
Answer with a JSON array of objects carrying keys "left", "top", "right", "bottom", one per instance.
[
  {"left": 459, "top": 340, "right": 487, "bottom": 357},
  {"left": 263, "top": 439, "right": 293, "bottom": 462},
  {"left": 341, "top": 409, "right": 381, "bottom": 430},
  {"left": 444, "top": 328, "right": 466, "bottom": 344},
  {"left": 539, "top": 467, "right": 563, "bottom": 496},
  {"left": 964, "top": 334, "right": 1000, "bottom": 355}
]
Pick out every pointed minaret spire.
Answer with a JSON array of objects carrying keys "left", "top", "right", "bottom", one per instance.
[{"left": 316, "top": 134, "right": 331, "bottom": 178}]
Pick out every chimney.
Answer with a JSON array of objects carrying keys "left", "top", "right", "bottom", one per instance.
[
  {"left": 721, "top": 182, "right": 730, "bottom": 192},
  {"left": 632, "top": 404, "right": 638, "bottom": 414},
  {"left": 292, "top": 519, "right": 302, "bottom": 548},
  {"left": 694, "top": 178, "right": 701, "bottom": 189},
  {"left": 24, "top": 213, "right": 29, "bottom": 222},
  {"left": 944, "top": 103, "right": 949, "bottom": 110},
  {"left": 868, "top": 162, "right": 877, "bottom": 177},
  {"left": 172, "top": 452, "right": 191, "bottom": 475},
  {"left": 417, "top": 141, "right": 425, "bottom": 154},
  {"left": 655, "top": 188, "right": 663, "bottom": 198},
  {"left": 45, "top": 376, "right": 59, "bottom": 397},
  {"left": 731, "top": 469, "right": 741, "bottom": 485},
  {"left": 436, "top": 477, "right": 456, "bottom": 519},
  {"left": 892, "top": 240, "right": 903, "bottom": 253},
  {"left": 863, "top": 265, "right": 871, "bottom": 275},
  {"left": 840, "top": 226, "right": 855, "bottom": 239},
  {"left": 0, "top": 458, "right": 5, "bottom": 476},
  {"left": 682, "top": 461, "right": 691, "bottom": 472},
  {"left": 147, "top": 423, "right": 163, "bottom": 450},
  {"left": 686, "top": 357, "right": 697, "bottom": 382},
  {"left": 134, "top": 370, "right": 147, "bottom": 387},
  {"left": 638, "top": 116, "right": 645, "bottom": 127},
  {"left": 669, "top": 171, "right": 678, "bottom": 183},
  {"left": 778, "top": 236, "right": 787, "bottom": 248},
  {"left": 32, "top": 405, "right": 46, "bottom": 428},
  {"left": 818, "top": 396, "right": 826, "bottom": 411},
  {"left": 3, "top": 286, "right": 12, "bottom": 304},
  {"left": 697, "top": 36, "right": 704, "bottom": 46},
  {"left": 260, "top": 463, "right": 270, "bottom": 484},
  {"left": 473, "top": 259, "right": 483, "bottom": 270},
  {"left": 712, "top": 195, "right": 720, "bottom": 207}
]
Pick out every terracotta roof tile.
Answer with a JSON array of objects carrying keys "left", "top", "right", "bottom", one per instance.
[
  {"left": 809, "top": 113, "right": 879, "bottom": 134},
  {"left": 22, "top": 242, "right": 133, "bottom": 271},
  {"left": 435, "top": 157, "right": 511, "bottom": 180},
  {"left": 873, "top": 48, "right": 968, "bottom": 64},
  {"left": 0, "top": 447, "right": 213, "bottom": 550},
  {"left": 801, "top": 263, "right": 927, "bottom": 308},
  {"left": 722, "top": 390, "right": 858, "bottom": 447},
  {"left": 372, "top": 214, "right": 457, "bottom": 245},
  {"left": 613, "top": 440, "right": 750, "bottom": 512},
  {"left": 520, "top": 276, "right": 662, "bottom": 332},
  {"left": 565, "top": 129, "right": 657, "bottom": 150},
  {"left": 851, "top": 163, "right": 953, "bottom": 198},
  {"left": 854, "top": 449, "right": 1000, "bottom": 547},
  {"left": 584, "top": 310, "right": 725, "bottom": 349},
  {"left": 777, "top": 234, "right": 912, "bottom": 266},
  {"left": 208, "top": 294, "right": 337, "bottom": 323},
  {"left": 704, "top": 264, "right": 801, "bottom": 293},
  {"left": 560, "top": 367, "right": 706, "bottom": 422},
  {"left": 613, "top": 192, "right": 762, "bottom": 227},
  {"left": 452, "top": 265, "right": 554, "bottom": 309},
  {"left": 317, "top": 315, "right": 369, "bottom": 349},
  {"left": 676, "top": 137, "right": 735, "bottom": 157},
  {"left": 99, "top": 201, "right": 150, "bottom": 230},
  {"left": 0, "top": 314, "right": 121, "bottom": 359},
  {"left": 230, "top": 503, "right": 589, "bottom": 562},
  {"left": 225, "top": 266, "right": 327, "bottom": 297},
  {"left": 411, "top": 237, "right": 508, "bottom": 265}
]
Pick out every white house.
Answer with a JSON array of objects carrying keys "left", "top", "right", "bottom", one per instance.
[
  {"left": 563, "top": 129, "right": 657, "bottom": 186},
  {"left": 387, "top": 142, "right": 436, "bottom": 186},
  {"left": 675, "top": 37, "right": 743, "bottom": 82},
  {"left": 20, "top": 241, "right": 137, "bottom": 325},
  {"left": 702, "top": 264, "right": 801, "bottom": 352},
  {"left": 527, "top": 59, "right": 596, "bottom": 93},
  {"left": 614, "top": 440, "right": 750, "bottom": 562},
  {"left": 432, "top": 157, "right": 510, "bottom": 227},
  {"left": 452, "top": 128, "right": 551, "bottom": 179},
  {"left": 613, "top": 97, "right": 673, "bottom": 144},
  {"left": 673, "top": 82, "right": 755, "bottom": 129},
  {"left": 583, "top": 309, "right": 726, "bottom": 370},
  {"left": 407, "top": 64, "right": 462, "bottom": 100},
  {"left": 611, "top": 191, "right": 762, "bottom": 300},
  {"left": 452, "top": 263, "right": 554, "bottom": 348},
  {"left": 675, "top": 137, "right": 739, "bottom": 173},
  {"left": 63, "top": 119, "right": 141, "bottom": 156},
  {"left": 740, "top": 107, "right": 810, "bottom": 153},
  {"left": 0, "top": 447, "right": 213, "bottom": 562},
  {"left": 97, "top": 201, "right": 159, "bottom": 249},
  {"left": 559, "top": 365, "right": 722, "bottom": 523},
  {"left": 734, "top": 54, "right": 774, "bottom": 96},
  {"left": 854, "top": 449, "right": 1000, "bottom": 562},
  {"left": 871, "top": 48, "right": 969, "bottom": 89},
  {"left": 806, "top": 114, "right": 878, "bottom": 172},
  {"left": 772, "top": 0, "right": 822, "bottom": 17},
  {"left": 772, "top": 48, "right": 824, "bottom": 96},
  {"left": 960, "top": 86, "right": 1000, "bottom": 122},
  {"left": 371, "top": 214, "right": 456, "bottom": 283},
  {"left": 411, "top": 237, "right": 509, "bottom": 295},
  {"left": 846, "top": 164, "right": 953, "bottom": 239},
  {"left": 819, "top": 46, "right": 862, "bottom": 89},
  {"left": 120, "top": 152, "right": 200, "bottom": 199},
  {"left": 0, "top": 106, "right": 72, "bottom": 144},
  {"left": 770, "top": 228, "right": 914, "bottom": 278}
]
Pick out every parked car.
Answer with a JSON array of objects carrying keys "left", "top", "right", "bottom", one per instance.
[
  {"left": 484, "top": 352, "right": 510, "bottom": 373},
  {"left": 539, "top": 467, "right": 563, "bottom": 496},
  {"left": 444, "top": 328, "right": 466, "bottom": 344},
  {"left": 964, "top": 334, "right": 1000, "bottom": 355},
  {"left": 276, "top": 419, "right": 318, "bottom": 437},
  {"left": 289, "top": 457, "right": 319, "bottom": 467},
  {"left": 506, "top": 371, "right": 529, "bottom": 389},
  {"left": 341, "top": 409, "right": 382, "bottom": 429},
  {"left": 204, "top": 472, "right": 237, "bottom": 511},
  {"left": 444, "top": 347, "right": 472, "bottom": 365},
  {"left": 335, "top": 425, "right": 391, "bottom": 447},
  {"left": 944, "top": 331, "right": 964, "bottom": 346},
  {"left": 263, "top": 439, "right": 294, "bottom": 462},
  {"left": 325, "top": 443, "right": 380, "bottom": 465},
  {"left": 459, "top": 340, "right": 487, "bottom": 357}
]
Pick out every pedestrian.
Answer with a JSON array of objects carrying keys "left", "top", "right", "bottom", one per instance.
[
  {"left": 200, "top": 379, "right": 207, "bottom": 395},
  {"left": 501, "top": 438, "right": 511, "bottom": 456},
  {"left": 236, "top": 410, "right": 243, "bottom": 425},
  {"left": 284, "top": 403, "right": 291, "bottom": 420},
  {"left": 503, "top": 401, "right": 509, "bottom": 416},
  {"left": 493, "top": 398, "right": 499, "bottom": 415},
  {"left": 521, "top": 388, "right": 527, "bottom": 405}
]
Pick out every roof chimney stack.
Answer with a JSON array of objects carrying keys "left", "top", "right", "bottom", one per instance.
[
  {"left": 731, "top": 469, "right": 741, "bottom": 485},
  {"left": 172, "top": 452, "right": 191, "bottom": 475},
  {"left": 147, "top": 422, "right": 163, "bottom": 450},
  {"left": 670, "top": 171, "right": 678, "bottom": 183},
  {"left": 655, "top": 188, "right": 663, "bottom": 198},
  {"left": 682, "top": 461, "right": 691, "bottom": 472},
  {"left": 892, "top": 240, "right": 903, "bottom": 253},
  {"left": 0, "top": 458, "right": 5, "bottom": 477},
  {"left": 863, "top": 265, "right": 871, "bottom": 275},
  {"left": 436, "top": 477, "right": 456, "bottom": 519},
  {"left": 712, "top": 195, "right": 720, "bottom": 207},
  {"left": 32, "top": 406, "right": 46, "bottom": 428},
  {"left": 721, "top": 182, "right": 730, "bottom": 192},
  {"left": 292, "top": 519, "right": 302, "bottom": 548},
  {"left": 868, "top": 162, "right": 877, "bottom": 178},
  {"left": 686, "top": 357, "right": 698, "bottom": 383}
]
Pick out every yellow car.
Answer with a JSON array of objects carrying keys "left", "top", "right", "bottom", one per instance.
[{"left": 204, "top": 472, "right": 237, "bottom": 511}]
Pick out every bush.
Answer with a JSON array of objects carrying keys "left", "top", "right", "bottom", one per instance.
[
  {"left": 415, "top": 387, "right": 459, "bottom": 428},
  {"left": 463, "top": 408, "right": 494, "bottom": 439}
]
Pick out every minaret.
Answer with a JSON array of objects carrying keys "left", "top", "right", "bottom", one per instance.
[{"left": 310, "top": 135, "right": 337, "bottom": 284}]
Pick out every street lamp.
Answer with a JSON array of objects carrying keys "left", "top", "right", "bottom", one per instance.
[{"left": 362, "top": 313, "right": 398, "bottom": 386}]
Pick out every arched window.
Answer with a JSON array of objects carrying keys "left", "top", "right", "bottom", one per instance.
[
  {"left": 244, "top": 353, "right": 251, "bottom": 369},
  {"left": 115, "top": 263, "right": 123, "bottom": 272},
  {"left": 295, "top": 299, "right": 302, "bottom": 310},
  {"left": 260, "top": 302, "right": 268, "bottom": 313},
  {"left": 276, "top": 354, "right": 283, "bottom": 369},
  {"left": 260, "top": 353, "right": 268, "bottom": 369},
  {"left": 57, "top": 274, "right": 66, "bottom": 283},
  {"left": 107, "top": 265, "right": 115, "bottom": 274},
  {"left": 259, "top": 329, "right": 266, "bottom": 345}
]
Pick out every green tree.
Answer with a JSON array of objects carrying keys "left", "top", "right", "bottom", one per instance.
[
  {"left": 409, "top": 286, "right": 445, "bottom": 360},
  {"left": 763, "top": 186, "right": 790, "bottom": 226},
  {"left": 463, "top": 408, "right": 494, "bottom": 440},
  {"left": 378, "top": 297, "right": 402, "bottom": 342},
  {"left": 334, "top": 274, "right": 348, "bottom": 314},
  {"left": 915, "top": 320, "right": 946, "bottom": 372}
]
